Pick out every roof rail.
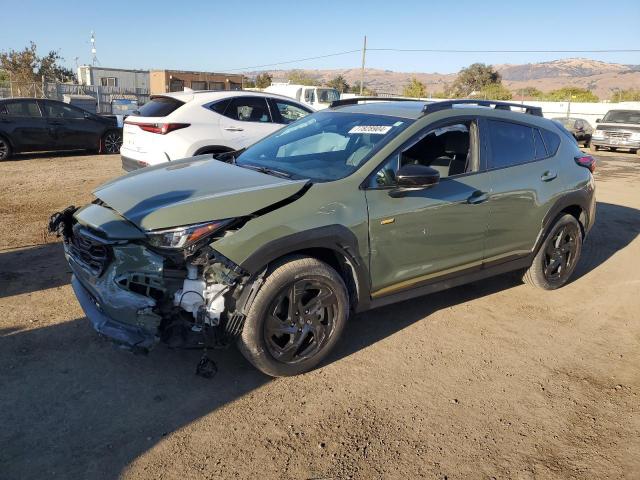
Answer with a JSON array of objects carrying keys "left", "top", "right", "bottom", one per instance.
[
  {"left": 329, "top": 96, "right": 420, "bottom": 108},
  {"left": 422, "top": 99, "right": 543, "bottom": 117}
]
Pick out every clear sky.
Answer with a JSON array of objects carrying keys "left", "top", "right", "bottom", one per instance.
[{"left": 1, "top": 0, "right": 639, "bottom": 73}]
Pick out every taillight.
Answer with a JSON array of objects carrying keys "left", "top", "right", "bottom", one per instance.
[
  {"left": 574, "top": 155, "right": 596, "bottom": 173},
  {"left": 125, "top": 121, "right": 190, "bottom": 135}
]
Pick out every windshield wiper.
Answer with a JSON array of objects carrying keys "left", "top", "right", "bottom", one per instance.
[{"left": 240, "top": 163, "right": 291, "bottom": 178}]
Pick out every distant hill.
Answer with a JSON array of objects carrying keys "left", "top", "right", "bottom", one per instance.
[{"left": 250, "top": 58, "right": 640, "bottom": 100}]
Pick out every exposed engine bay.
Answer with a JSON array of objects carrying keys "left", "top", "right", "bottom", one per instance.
[{"left": 48, "top": 203, "right": 262, "bottom": 376}]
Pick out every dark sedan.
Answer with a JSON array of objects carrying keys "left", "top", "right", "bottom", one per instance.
[
  {"left": 0, "top": 98, "right": 122, "bottom": 160},
  {"left": 552, "top": 117, "right": 593, "bottom": 147}
]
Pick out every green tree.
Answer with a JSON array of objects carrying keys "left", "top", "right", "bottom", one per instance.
[
  {"left": 402, "top": 77, "right": 426, "bottom": 98},
  {"left": 326, "top": 75, "right": 350, "bottom": 93},
  {"left": 0, "top": 42, "right": 74, "bottom": 84},
  {"left": 255, "top": 73, "right": 272, "bottom": 88},
  {"left": 451, "top": 63, "right": 501, "bottom": 97},
  {"left": 612, "top": 88, "right": 640, "bottom": 102},
  {"left": 243, "top": 78, "right": 256, "bottom": 88},
  {"left": 349, "top": 81, "right": 376, "bottom": 96},
  {"left": 472, "top": 83, "right": 513, "bottom": 100},
  {"left": 287, "top": 70, "right": 318, "bottom": 86},
  {"left": 514, "top": 86, "right": 544, "bottom": 99},
  {"left": 543, "top": 87, "right": 598, "bottom": 102}
]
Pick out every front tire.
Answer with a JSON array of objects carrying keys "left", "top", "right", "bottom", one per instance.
[
  {"left": 0, "top": 136, "right": 11, "bottom": 161},
  {"left": 101, "top": 130, "right": 122, "bottom": 154},
  {"left": 523, "top": 214, "right": 582, "bottom": 290},
  {"left": 238, "top": 255, "right": 349, "bottom": 377}
]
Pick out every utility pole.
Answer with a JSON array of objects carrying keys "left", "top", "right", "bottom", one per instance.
[{"left": 360, "top": 35, "right": 367, "bottom": 96}]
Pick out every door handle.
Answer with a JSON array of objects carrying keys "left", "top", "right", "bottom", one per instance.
[
  {"left": 224, "top": 126, "right": 244, "bottom": 132},
  {"left": 540, "top": 170, "right": 557, "bottom": 182},
  {"left": 467, "top": 190, "right": 489, "bottom": 204}
]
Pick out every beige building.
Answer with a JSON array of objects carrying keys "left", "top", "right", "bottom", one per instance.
[{"left": 150, "top": 70, "right": 244, "bottom": 94}]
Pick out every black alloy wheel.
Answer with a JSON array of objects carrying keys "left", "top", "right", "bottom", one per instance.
[
  {"left": 542, "top": 222, "right": 580, "bottom": 284},
  {"left": 103, "top": 131, "right": 123, "bottom": 154},
  {"left": 0, "top": 137, "right": 10, "bottom": 160},
  {"left": 264, "top": 278, "right": 338, "bottom": 364}
]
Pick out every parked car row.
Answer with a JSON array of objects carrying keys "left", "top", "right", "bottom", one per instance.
[{"left": 0, "top": 98, "right": 122, "bottom": 160}]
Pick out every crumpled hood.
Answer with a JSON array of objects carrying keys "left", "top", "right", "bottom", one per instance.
[{"left": 94, "top": 156, "right": 308, "bottom": 231}]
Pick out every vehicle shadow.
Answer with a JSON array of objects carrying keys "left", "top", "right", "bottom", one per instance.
[
  {"left": 0, "top": 273, "right": 516, "bottom": 480},
  {"left": 572, "top": 201, "right": 640, "bottom": 280},
  {"left": 0, "top": 242, "right": 70, "bottom": 299},
  {"left": 6, "top": 150, "right": 113, "bottom": 162}
]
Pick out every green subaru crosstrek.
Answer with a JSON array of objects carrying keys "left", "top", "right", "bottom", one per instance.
[{"left": 50, "top": 99, "right": 596, "bottom": 377}]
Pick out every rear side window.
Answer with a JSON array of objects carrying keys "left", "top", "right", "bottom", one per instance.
[
  {"left": 271, "top": 99, "right": 312, "bottom": 124},
  {"left": 487, "top": 120, "right": 536, "bottom": 169},
  {"left": 540, "top": 129, "right": 561, "bottom": 156},
  {"left": 223, "top": 97, "right": 271, "bottom": 123},
  {"left": 136, "top": 97, "right": 184, "bottom": 117},
  {"left": 0, "top": 101, "right": 42, "bottom": 117}
]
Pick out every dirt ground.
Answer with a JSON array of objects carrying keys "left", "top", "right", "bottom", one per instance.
[{"left": 1, "top": 150, "right": 639, "bottom": 480}]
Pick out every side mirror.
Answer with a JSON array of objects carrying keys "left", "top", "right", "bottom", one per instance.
[
  {"left": 596, "top": 118, "right": 601, "bottom": 123},
  {"left": 84, "top": 112, "right": 92, "bottom": 119},
  {"left": 389, "top": 164, "right": 440, "bottom": 198}
]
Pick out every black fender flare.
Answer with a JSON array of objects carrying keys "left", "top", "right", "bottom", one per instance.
[
  {"left": 534, "top": 188, "right": 593, "bottom": 254},
  {"left": 239, "top": 225, "right": 372, "bottom": 312},
  {"left": 192, "top": 145, "right": 234, "bottom": 156}
]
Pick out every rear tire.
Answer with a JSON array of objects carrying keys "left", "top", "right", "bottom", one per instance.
[
  {"left": 523, "top": 214, "right": 582, "bottom": 290},
  {"left": 0, "top": 136, "right": 11, "bottom": 161},
  {"left": 101, "top": 130, "right": 122, "bottom": 154},
  {"left": 238, "top": 255, "right": 349, "bottom": 377}
]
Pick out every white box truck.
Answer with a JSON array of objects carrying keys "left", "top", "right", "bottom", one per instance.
[{"left": 264, "top": 82, "right": 340, "bottom": 110}]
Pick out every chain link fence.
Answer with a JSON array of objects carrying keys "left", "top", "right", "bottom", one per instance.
[{"left": 0, "top": 81, "right": 149, "bottom": 114}]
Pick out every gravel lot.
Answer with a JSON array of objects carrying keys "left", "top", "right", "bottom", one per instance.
[{"left": 1, "top": 150, "right": 639, "bottom": 479}]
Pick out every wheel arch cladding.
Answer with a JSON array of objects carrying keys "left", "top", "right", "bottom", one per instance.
[
  {"left": 535, "top": 191, "right": 591, "bottom": 255},
  {"left": 238, "top": 225, "right": 372, "bottom": 312}
]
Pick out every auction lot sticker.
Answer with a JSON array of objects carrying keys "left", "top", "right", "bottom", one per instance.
[{"left": 349, "top": 125, "right": 393, "bottom": 134}]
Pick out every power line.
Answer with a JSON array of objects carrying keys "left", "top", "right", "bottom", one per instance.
[
  {"left": 223, "top": 49, "right": 361, "bottom": 72},
  {"left": 368, "top": 48, "right": 640, "bottom": 53}
]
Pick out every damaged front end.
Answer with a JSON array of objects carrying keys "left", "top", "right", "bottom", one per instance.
[{"left": 49, "top": 203, "right": 252, "bottom": 354}]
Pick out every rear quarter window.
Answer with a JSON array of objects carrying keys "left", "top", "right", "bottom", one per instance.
[
  {"left": 541, "top": 128, "right": 561, "bottom": 156},
  {"left": 135, "top": 97, "right": 184, "bottom": 117}
]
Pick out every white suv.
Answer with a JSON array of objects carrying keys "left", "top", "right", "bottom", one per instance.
[{"left": 120, "top": 91, "right": 313, "bottom": 171}]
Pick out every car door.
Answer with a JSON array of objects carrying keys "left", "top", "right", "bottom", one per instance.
[
  {"left": 218, "top": 96, "right": 281, "bottom": 149},
  {"left": 365, "top": 118, "right": 492, "bottom": 298},
  {"left": 268, "top": 98, "right": 313, "bottom": 125},
  {"left": 0, "top": 99, "right": 49, "bottom": 152},
  {"left": 482, "top": 118, "right": 562, "bottom": 263},
  {"left": 40, "top": 101, "right": 102, "bottom": 150}
]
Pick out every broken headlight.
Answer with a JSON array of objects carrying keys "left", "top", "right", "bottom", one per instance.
[{"left": 146, "top": 220, "right": 231, "bottom": 250}]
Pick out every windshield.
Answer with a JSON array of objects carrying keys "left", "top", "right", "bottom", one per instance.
[
  {"left": 235, "top": 111, "right": 409, "bottom": 182},
  {"left": 316, "top": 88, "right": 340, "bottom": 104},
  {"left": 602, "top": 110, "right": 640, "bottom": 124}
]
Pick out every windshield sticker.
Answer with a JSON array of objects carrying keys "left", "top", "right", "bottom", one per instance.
[{"left": 348, "top": 125, "right": 393, "bottom": 135}]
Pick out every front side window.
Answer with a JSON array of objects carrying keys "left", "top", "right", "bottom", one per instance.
[
  {"left": 225, "top": 97, "right": 271, "bottom": 123},
  {"left": 370, "top": 121, "right": 477, "bottom": 188},
  {"left": 487, "top": 120, "right": 536, "bottom": 169},
  {"left": 235, "top": 111, "right": 409, "bottom": 182},
  {"left": 316, "top": 88, "right": 340, "bottom": 104},
  {"left": 272, "top": 100, "right": 311, "bottom": 124},
  {"left": 304, "top": 89, "right": 315, "bottom": 103},
  {"left": 43, "top": 102, "right": 85, "bottom": 119},
  {"left": 1, "top": 101, "right": 42, "bottom": 117}
]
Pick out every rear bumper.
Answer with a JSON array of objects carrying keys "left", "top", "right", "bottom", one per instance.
[
  {"left": 120, "top": 145, "right": 172, "bottom": 171},
  {"left": 72, "top": 275, "right": 157, "bottom": 351}
]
